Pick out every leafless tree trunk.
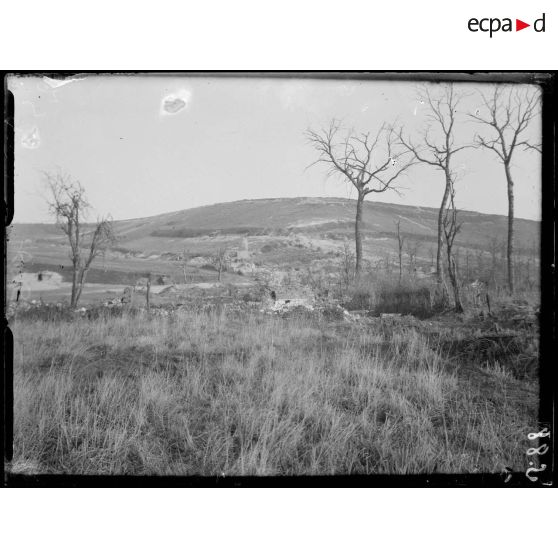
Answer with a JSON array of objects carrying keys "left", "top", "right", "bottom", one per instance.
[
  {"left": 307, "top": 120, "right": 415, "bottom": 276},
  {"left": 443, "top": 181, "right": 464, "bottom": 313},
  {"left": 437, "top": 168, "right": 452, "bottom": 281},
  {"left": 397, "top": 84, "right": 470, "bottom": 285},
  {"left": 469, "top": 85, "right": 540, "bottom": 294},
  {"left": 215, "top": 248, "right": 227, "bottom": 282},
  {"left": 181, "top": 248, "right": 188, "bottom": 283},
  {"left": 354, "top": 190, "right": 365, "bottom": 272},
  {"left": 384, "top": 253, "right": 392, "bottom": 274},
  {"left": 505, "top": 165, "right": 515, "bottom": 292},
  {"left": 146, "top": 273, "right": 151, "bottom": 310},
  {"left": 395, "top": 220, "right": 405, "bottom": 283},
  {"left": 406, "top": 239, "right": 422, "bottom": 273},
  {"left": 45, "top": 170, "right": 114, "bottom": 308}
]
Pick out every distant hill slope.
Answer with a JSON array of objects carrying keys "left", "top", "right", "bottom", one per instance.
[
  {"left": 112, "top": 197, "right": 539, "bottom": 251},
  {"left": 11, "top": 197, "right": 540, "bottom": 255}
]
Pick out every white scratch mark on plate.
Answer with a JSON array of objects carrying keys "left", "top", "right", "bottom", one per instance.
[{"left": 43, "top": 76, "right": 86, "bottom": 89}]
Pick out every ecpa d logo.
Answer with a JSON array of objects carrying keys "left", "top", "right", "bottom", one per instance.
[{"left": 468, "top": 13, "right": 545, "bottom": 37}]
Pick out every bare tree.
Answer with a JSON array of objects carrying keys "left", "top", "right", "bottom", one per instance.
[
  {"left": 384, "top": 252, "right": 392, "bottom": 275},
  {"left": 307, "top": 120, "right": 414, "bottom": 275},
  {"left": 442, "top": 181, "right": 464, "bottom": 313},
  {"left": 214, "top": 247, "right": 227, "bottom": 282},
  {"left": 465, "top": 250, "right": 471, "bottom": 283},
  {"left": 475, "top": 249, "right": 486, "bottom": 283},
  {"left": 11, "top": 241, "right": 28, "bottom": 305},
  {"left": 395, "top": 220, "right": 405, "bottom": 283},
  {"left": 468, "top": 85, "right": 540, "bottom": 294},
  {"left": 406, "top": 239, "right": 422, "bottom": 273},
  {"left": 146, "top": 272, "right": 151, "bottom": 310},
  {"left": 397, "top": 84, "right": 470, "bottom": 284},
  {"left": 427, "top": 245, "right": 436, "bottom": 269},
  {"left": 45, "top": 171, "right": 114, "bottom": 308}
]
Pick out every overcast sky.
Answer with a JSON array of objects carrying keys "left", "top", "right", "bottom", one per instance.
[{"left": 9, "top": 75, "right": 542, "bottom": 223}]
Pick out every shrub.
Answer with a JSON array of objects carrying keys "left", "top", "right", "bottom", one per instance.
[
  {"left": 261, "top": 242, "right": 280, "bottom": 253},
  {"left": 342, "top": 274, "right": 445, "bottom": 318},
  {"left": 242, "top": 292, "right": 263, "bottom": 303},
  {"left": 200, "top": 263, "right": 218, "bottom": 272},
  {"left": 375, "top": 284, "right": 436, "bottom": 318},
  {"left": 344, "top": 291, "right": 375, "bottom": 312}
]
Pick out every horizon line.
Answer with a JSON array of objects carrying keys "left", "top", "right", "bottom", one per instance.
[{"left": 10, "top": 195, "right": 542, "bottom": 225}]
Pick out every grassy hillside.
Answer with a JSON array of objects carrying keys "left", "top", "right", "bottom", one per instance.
[
  {"left": 11, "top": 197, "right": 540, "bottom": 249},
  {"left": 110, "top": 197, "right": 540, "bottom": 250},
  {"left": 10, "top": 197, "right": 540, "bottom": 266}
]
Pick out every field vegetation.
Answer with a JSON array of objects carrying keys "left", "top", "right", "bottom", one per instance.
[{"left": 9, "top": 270, "right": 539, "bottom": 476}]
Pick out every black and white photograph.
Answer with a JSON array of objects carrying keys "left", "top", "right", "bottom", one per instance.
[{"left": 3, "top": 72, "right": 551, "bottom": 484}]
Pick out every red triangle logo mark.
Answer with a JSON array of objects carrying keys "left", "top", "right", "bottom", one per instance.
[{"left": 516, "top": 19, "right": 530, "bottom": 31}]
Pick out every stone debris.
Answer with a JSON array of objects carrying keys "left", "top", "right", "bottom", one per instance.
[
  {"left": 380, "top": 313, "right": 402, "bottom": 320},
  {"left": 266, "top": 298, "right": 315, "bottom": 314},
  {"left": 260, "top": 298, "right": 364, "bottom": 322},
  {"left": 343, "top": 309, "right": 362, "bottom": 322},
  {"left": 229, "top": 261, "right": 256, "bottom": 275},
  {"left": 103, "top": 297, "right": 123, "bottom": 307},
  {"left": 188, "top": 256, "right": 214, "bottom": 267}
]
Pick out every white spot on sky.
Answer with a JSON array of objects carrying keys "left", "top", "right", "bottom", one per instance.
[
  {"left": 160, "top": 89, "right": 192, "bottom": 116},
  {"left": 21, "top": 126, "right": 41, "bottom": 149}
]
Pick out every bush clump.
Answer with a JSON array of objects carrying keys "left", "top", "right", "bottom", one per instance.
[
  {"left": 343, "top": 275, "right": 445, "bottom": 318},
  {"left": 375, "top": 285, "right": 436, "bottom": 318}
]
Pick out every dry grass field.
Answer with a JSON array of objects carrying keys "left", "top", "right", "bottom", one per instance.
[{"left": 10, "top": 291, "right": 538, "bottom": 476}]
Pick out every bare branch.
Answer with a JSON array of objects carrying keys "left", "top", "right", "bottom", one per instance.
[
  {"left": 307, "top": 119, "right": 414, "bottom": 196},
  {"left": 469, "top": 85, "right": 541, "bottom": 162},
  {"left": 521, "top": 141, "right": 542, "bottom": 154}
]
